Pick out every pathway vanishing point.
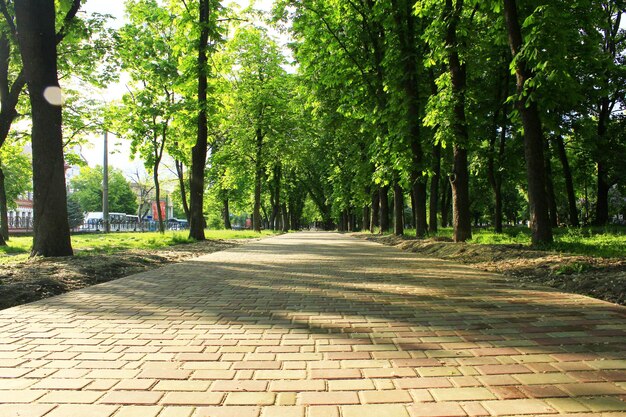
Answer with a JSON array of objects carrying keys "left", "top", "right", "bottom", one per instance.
[{"left": 0, "top": 232, "right": 625, "bottom": 417}]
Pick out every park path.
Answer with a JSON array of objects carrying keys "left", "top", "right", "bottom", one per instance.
[{"left": 0, "top": 232, "right": 625, "bottom": 417}]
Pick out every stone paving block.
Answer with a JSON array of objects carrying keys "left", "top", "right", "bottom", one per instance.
[
  {"left": 407, "top": 402, "right": 467, "bottom": 417},
  {"left": 577, "top": 397, "right": 626, "bottom": 412},
  {"left": 152, "top": 380, "right": 211, "bottom": 391},
  {"left": 210, "top": 380, "right": 268, "bottom": 392},
  {"left": 225, "top": 392, "right": 276, "bottom": 405},
  {"left": 30, "top": 378, "right": 91, "bottom": 390},
  {"left": 341, "top": 404, "right": 409, "bottom": 417},
  {"left": 114, "top": 405, "right": 163, "bottom": 417},
  {"left": 429, "top": 387, "right": 496, "bottom": 401},
  {"left": 158, "top": 406, "right": 194, "bottom": 417},
  {"left": 192, "top": 406, "right": 261, "bottom": 417},
  {"left": 559, "top": 382, "right": 626, "bottom": 396},
  {"left": 327, "top": 379, "right": 375, "bottom": 391},
  {"left": 0, "top": 390, "right": 46, "bottom": 403},
  {"left": 261, "top": 405, "right": 305, "bottom": 417},
  {"left": 298, "top": 392, "right": 359, "bottom": 405},
  {"left": 482, "top": 399, "right": 557, "bottom": 415},
  {"left": 0, "top": 404, "right": 55, "bottom": 417},
  {"left": 161, "top": 392, "right": 224, "bottom": 405},
  {"left": 270, "top": 380, "right": 325, "bottom": 392},
  {"left": 99, "top": 390, "right": 163, "bottom": 405},
  {"left": 44, "top": 404, "right": 119, "bottom": 417},
  {"left": 359, "top": 389, "right": 412, "bottom": 403}
]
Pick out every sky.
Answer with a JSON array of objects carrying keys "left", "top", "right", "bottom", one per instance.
[{"left": 76, "top": 0, "right": 279, "bottom": 186}]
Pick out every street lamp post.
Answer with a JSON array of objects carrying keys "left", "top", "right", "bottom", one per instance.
[{"left": 103, "top": 130, "right": 110, "bottom": 233}]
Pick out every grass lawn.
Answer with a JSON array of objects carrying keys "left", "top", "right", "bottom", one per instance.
[
  {"left": 400, "top": 226, "right": 626, "bottom": 258},
  {"left": 0, "top": 229, "right": 280, "bottom": 264}
]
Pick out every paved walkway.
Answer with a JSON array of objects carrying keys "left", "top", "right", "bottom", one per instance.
[{"left": 0, "top": 232, "right": 625, "bottom": 417}]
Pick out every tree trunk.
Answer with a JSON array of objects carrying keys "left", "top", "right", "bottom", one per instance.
[
  {"left": 429, "top": 143, "right": 441, "bottom": 233},
  {"left": 175, "top": 159, "right": 190, "bottom": 221},
  {"left": 503, "top": 0, "right": 553, "bottom": 245},
  {"left": 393, "top": 182, "right": 404, "bottom": 236},
  {"left": 222, "top": 197, "right": 231, "bottom": 229},
  {"left": 379, "top": 186, "right": 390, "bottom": 233},
  {"left": 281, "top": 203, "right": 289, "bottom": 232},
  {"left": 15, "top": 0, "right": 72, "bottom": 257},
  {"left": 445, "top": 0, "right": 471, "bottom": 242},
  {"left": 0, "top": 167, "right": 9, "bottom": 242},
  {"left": 544, "top": 138, "right": 558, "bottom": 227},
  {"left": 362, "top": 204, "right": 370, "bottom": 232},
  {"left": 370, "top": 189, "right": 379, "bottom": 233},
  {"left": 450, "top": 147, "right": 472, "bottom": 242},
  {"left": 441, "top": 178, "right": 451, "bottom": 228},
  {"left": 188, "top": 0, "right": 210, "bottom": 241},
  {"left": 153, "top": 168, "right": 165, "bottom": 233},
  {"left": 554, "top": 135, "right": 579, "bottom": 226},
  {"left": 253, "top": 128, "right": 263, "bottom": 233},
  {"left": 595, "top": 97, "right": 611, "bottom": 225}
]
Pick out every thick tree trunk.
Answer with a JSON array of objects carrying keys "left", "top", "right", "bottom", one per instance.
[
  {"left": 554, "top": 135, "right": 579, "bottom": 226},
  {"left": 0, "top": 167, "right": 8, "bottom": 243},
  {"left": 445, "top": 0, "right": 471, "bottom": 242},
  {"left": 370, "top": 189, "right": 379, "bottom": 233},
  {"left": 281, "top": 203, "right": 289, "bottom": 232},
  {"left": 503, "top": 0, "right": 553, "bottom": 245},
  {"left": 379, "top": 186, "right": 390, "bottom": 233},
  {"left": 544, "top": 139, "right": 558, "bottom": 227},
  {"left": 450, "top": 147, "right": 472, "bottom": 242},
  {"left": 429, "top": 144, "right": 441, "bottom": 233},
  {"left": 413, "top": 181, "right": 428, "bottom": 237},
  {"left": 393, "top": 182, "right": 404, "bottom": 236},
  {"left": 175, "top": 159, "right": 190, "bottom": 221},
  {"left": 189, "top": 0, "right": 210, "bottom": 240},
  {"left": 15, "top": 0, "right": 72, "bottom": 257},
  {"left": 222, "top": 197, "right": 231, "bottom": 229}
]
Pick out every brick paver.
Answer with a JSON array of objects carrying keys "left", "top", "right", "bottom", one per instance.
[{"left": 0, "top": 232, "right": 625, "bottom": 416}]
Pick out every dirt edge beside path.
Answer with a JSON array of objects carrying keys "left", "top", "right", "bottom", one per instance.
[
  {"left": 0, "top": 239, "right": 246, "bottom": 310},
  {"left": 353, "top": 233, "right": 625, "bottom": 306}
]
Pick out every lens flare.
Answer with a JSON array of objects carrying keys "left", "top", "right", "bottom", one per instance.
[{"left": 43, "top": 86, "right": 64, "bottom": 106}]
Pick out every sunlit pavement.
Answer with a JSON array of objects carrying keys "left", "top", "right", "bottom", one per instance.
[{"left": 0, "top": 232, "right": 625, "bottom": 417}]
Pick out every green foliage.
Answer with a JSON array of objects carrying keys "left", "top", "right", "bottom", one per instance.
[{"left": 69, "top": 166, "right": 138, "bottom": 214}]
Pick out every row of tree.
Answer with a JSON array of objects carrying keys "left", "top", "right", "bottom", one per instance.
[{"left": 0, "top": 0, "right": 624, "bottom": 257}]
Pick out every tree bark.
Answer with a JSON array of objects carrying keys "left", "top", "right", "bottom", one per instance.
[
  {"left": 441, "top": 178, "right": 452, "bottom": 227},
  {"left": 0, "top": 167, "right": 8, "bottom": 242},
  {"left": 253, "top": 128, "right": 264, "bottom": 233},
  {"left": 175, "top": 159, "right": 190, "bottom": 221},
  {"left": 189, "top": 0, "right": 210, "bottom": 240},
  {"left": 503, "top": 0, "right": 552, "bottom": 245},
  {"left": 544, "top": 138, "right": 558, "bottom": 227},
  {"left": 379, "top": 186, "right": 390, "bottom": 233},
  {"left": 445, "top": 0, "right": 471, "bottom": 242},
  {"left": 429, "top": 143, "right": 441, "bottom": 233},
  {"left": 153, "top": 168, "right": 165, "bottom": 233},
  {"left": 281, "top": 203, "right": 289, "bottom": 232},
  {"left": 370, "top": 189, "right": 379, "bottom": 233},
  {"left": 393, "top": 181, "right": 404, "bottom": 236},
  {"left": 15, "top": 0, "right": 72, "bottom": 257},
  {"left": 554, "top": 135, "right": 579, "bottom": 226}
]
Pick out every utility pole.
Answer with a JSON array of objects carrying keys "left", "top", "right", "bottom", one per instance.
[{"left": 103, "top": 130, "right": 110, "bottom": 233}]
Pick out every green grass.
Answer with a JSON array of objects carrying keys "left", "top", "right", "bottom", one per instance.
[
  {"left": 391, "top": 226, "right": 626, "bottom": 258},
  {"left": 0, "top": 229, "right": 280, "bottom": 264}
]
